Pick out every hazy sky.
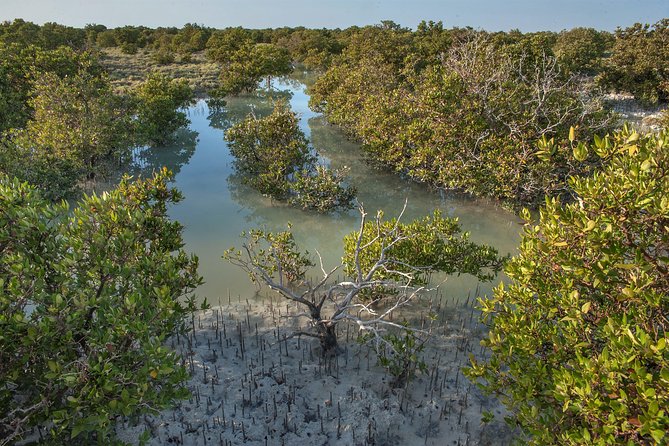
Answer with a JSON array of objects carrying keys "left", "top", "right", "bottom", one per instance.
[{"left": 1, "top": 0, "right": 667, "bottom": 31}]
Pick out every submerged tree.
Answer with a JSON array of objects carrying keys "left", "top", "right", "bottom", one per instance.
[
  {"left": 132, "top": 72, "right": 195, "bottom": 146},
  {"left": 225, "top": 101, "right": 356, "bottom": 212},
  {"left": 224, "top": 205, "right": 502, "bottom": 356},
  {"left": 467, "top": 126, "right": 669, "bottom": 445},
  {"left": 0, "top": 169, "right": 202, "bottom": 444},
  {"left": 212, "top": 41, "right": 292, "bottom": 94},
  {"left": 0, "top": 70, "right": 134, "bottom": 199}
]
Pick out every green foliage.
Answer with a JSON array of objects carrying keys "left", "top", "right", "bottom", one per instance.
[
  {"left": 153, "top": 49, "right": 176, "bottom": 65},
  {"left": 226, "top": 101, "right": 313, "bottom": 197},
  {"left": 0, "top": 45, "right": 194, "bottom": 200},
  {"left": 133, "top": 73, "right": 195, "bottom": 146},
  {"left": 552, "top": 28, "right": 612, "bottom": 75},
  {"left": 274, "top": 28, "right": 343, "bottom": 71},
  {"left": 26, "top": 71, "right": 133, "bottom": 170},
  {"left": 205, "top": 27, "right": 254, "bottom": 63},
  {"left": 206, "top": 27, "right": 292, "bottom": 93},
  {"left": 467, "top": 126, "right": 669, "bottom": 445},
  {"left": 290, "top": 166, "right": 357, "bottom": 212},
  {"left": 216, "top": 43, "right": 293, "bottom": 94},
  {"left": 0, "top": 69, "right": 134, "bottom": 199},
  {"left": 310, "top": 32, "right": 612, "bottom": 206},
  {"left": 171, "top": 23, "right": 212, "bottom": 53},
  {"left": 342, "top": 210, "right": 504, "bottom": 287},
  {"left": 225, "top": 226, "right": 314, "bottom": 285},
  {"left": 0, "top": 169, "right": 202, "bottom": 444},
  {"left": 0, "top": 19, "right": 85, "bottom": 50},
  {"left": 362, "top": 322, "right": 429, "bottom": 388},
  {"left": 0, "top": 135, "right": 83, "bottom": 201},
  {"left": 0, "top": 44, "right": 104, "bottom": 133},
  {"left": 600, "top": 19, "right": 669, "bottom": 104},
  {"left": 95, "top": 30, "right": 117, "bottom": 48},
  {"left": 225, "top": 101, "right": 356, "bottom": 212},
  {"left": 113, "top": 25, "right": 151, "bottom": 52}
]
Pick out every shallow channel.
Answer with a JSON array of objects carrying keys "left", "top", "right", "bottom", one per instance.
[{"left": 130, "top": 73, "right": 522, "bottom": 305}]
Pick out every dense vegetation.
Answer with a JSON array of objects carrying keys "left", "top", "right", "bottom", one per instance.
[
  {"left": 0, "top": 28, "right": 196, "bottom": 200},
  {"left": 0, "top": 16, "right": 668, "bottom": 446},
  {"left": 599, "top": 19, "right": 669, "bottom": 104},
  {"left": 309, "top": 25, "right": 617, "bottom": 206},
  {"left": 467, "top": 126, "right": 669, "bottom": 444},
  {"left": 225, "top": 101, "right": 356, "bottom": 212},
  {"left": 0, "top": 170, "right": 202, "bottom": 444}
]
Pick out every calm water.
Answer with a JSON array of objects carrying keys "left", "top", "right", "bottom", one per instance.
[{"left": 131, "top": 74, "right": 522, "bottom": 304}]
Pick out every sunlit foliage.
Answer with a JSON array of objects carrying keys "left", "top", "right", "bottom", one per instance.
[
  {"left": 468, "top": 126, "right": 669, "bottom": 445},
  {"left": 0, "top": 169, "right": 201, "bottom": 444}
]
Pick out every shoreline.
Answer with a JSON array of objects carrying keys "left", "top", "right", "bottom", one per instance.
[{"left": 117, "top": 293, "right": 514, "bottom": 445}]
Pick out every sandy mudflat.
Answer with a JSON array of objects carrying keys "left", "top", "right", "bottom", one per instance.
[{"left": 117, "top": 293, "right": 514, "bottom": 445}]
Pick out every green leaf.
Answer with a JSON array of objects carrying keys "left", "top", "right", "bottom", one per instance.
[
  {"left": 651, "top": 429, "right": 665, "bottom": 443},
  {"left": 573, "top": 142, "right": 588, "bottom": 162}
]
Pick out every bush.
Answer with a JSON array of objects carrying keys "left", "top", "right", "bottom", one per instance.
[
  {"left": 120, "top": 42, "right": 137, "bottom": 55},
  {"left": 310, "top": 33, "right": 612, "bottom": 206},
  {"left": 225, "top": 101, "right": 356, "bottom": 212},
  {"left": 290, "top": 165, "right": 356, "bottom": 212},
  {"left": 467, "top": 126, "right": 669, "bottom": 445},
  {"left": 600, "top": 19, "right": 669, "bottom": 104},
  {"left": 342, "top": 210, "right": 504, "bottom": 288},
  {"left": 153, "top": 50, "right": 175, "bottom": 65},
  {"left": 133, "top": 73, "right": 195, "bottom": 146},
  {"left": 0, "top": 169, "right": 202, "bottom": 444}
]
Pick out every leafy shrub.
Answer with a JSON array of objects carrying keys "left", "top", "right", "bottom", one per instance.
[
  {"left": 0, "top": 169, "right": 202, "bottom": 444},
  {"left": 153, "top": 50, "right": 175, "bottom": 65},
  {"left": 467, "top": 126, "right": 669, "bottom": 445},
  {"left": 342, "top": 210, "right": 504, "bottom": 289},
  {"left": 228, "top": 227, "right": 314, "bottom": 284},
  {"left": 310, "top": 32, "right": 612, "bottom": 206},
  {"left": 599, "top": 19, "right": 669, "bottom": 104},
  {"left": 361, "top": 322, "right": 429, "bottom": 388},
  {"left": 226, "top": 101, "right": 313, "bottom": 198},
  {"left": 133, "top": 73, "right": 195, "bottom": 146},
  {"left": 120, "top": 42, "right": 137, "bottom": 55},
  {"left": 290, "top": 165, "right": 356, "bottom": 212},
  {"left": 1, "top": 69, "right": 134, "bottom": 199},
  {"left": 225, "top": 101, "right": 356, "bottom": 212}
]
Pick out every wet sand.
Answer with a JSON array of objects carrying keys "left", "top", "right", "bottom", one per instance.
[{"left": 117, "top": 293, "right": 514, "bottom": 445}]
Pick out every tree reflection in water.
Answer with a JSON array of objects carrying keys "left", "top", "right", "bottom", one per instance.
[{"left": 128, "top": 127, "right": 199, "bottom": 178}]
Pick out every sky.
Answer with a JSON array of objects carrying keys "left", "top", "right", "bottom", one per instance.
[{"left": 1, "top": 0, "right": 667, "bottom": 31}]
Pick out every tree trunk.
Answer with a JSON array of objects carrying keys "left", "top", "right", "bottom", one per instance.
[
  {"left": 317, "top": 321, "right": 338, "bottom": 355},
  {"left": 307, "top": 304, "right": 338, "bottom": 354}
]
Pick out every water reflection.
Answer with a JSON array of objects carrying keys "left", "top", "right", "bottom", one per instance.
[
  {"left": 128, "top": 76, "right": 522, "bottom": 304},
  {"left": 128, "top": 128, "right": 199, "bottom": 178},
  {"left": 207, "top": 89, "right": 295, "bottom": 131}
]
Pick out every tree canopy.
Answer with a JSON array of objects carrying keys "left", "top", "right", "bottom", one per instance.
[
  {"left": 467, "top": 126, "right": 669, "bottom": 445},
  {"left": 225, "top": 101, "right": 356, "bottom": 212},
  {"left": 0, "top": 169, "right": 202, "bottom": 444},
  {"left": 600, "top": 19, "right": 669, "bottom": 104},
  {"left": 132, "top": 72, "right": 195, "bottom": 146},
  {"left": 310, "top": 31, "right": 613, "bottom": 206}
]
